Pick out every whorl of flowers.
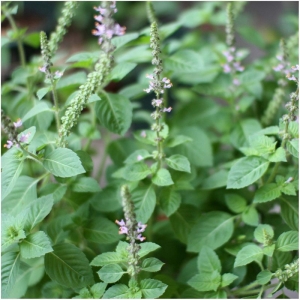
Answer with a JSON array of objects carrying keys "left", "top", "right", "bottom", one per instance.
[
  {"left": 116, "top": 185, "right": 147, "bottom": 279},
  {"left": 48, "top": 1, "right": 78, "bottom": 57},
  {"left": 1, "top": 110, "right": 27, "bottom": 149},
  {"left": 275, "top": 258, "right": 299, "bottom": 283},
  {"left": 145, "top": 22, "right": 172, "bottom": 122},
  {"left": 92, "top": 1, "right": 126, "bottom": 53},
  {"left": 57, "top": 1, "right": 125, "bottom": 147},
  {"left": 222, "top": 3, "right": 244, "bottom": 86}
]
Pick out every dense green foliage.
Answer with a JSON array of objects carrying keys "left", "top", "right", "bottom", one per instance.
[{"left": 1, "top": 1, "right": 298, "bottom": 299}]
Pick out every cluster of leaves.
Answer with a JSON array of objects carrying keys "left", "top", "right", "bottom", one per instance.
[{"left": 1, "top": 1, "right": 299, "bottom": 299}]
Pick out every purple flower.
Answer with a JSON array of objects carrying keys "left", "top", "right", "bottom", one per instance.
[
  {"left": 54, "top": 71, "right": 63, "bottom": 78},
  {"left": 39, "top": 66, "right": 46, "bottom": 73},
  {"left": 137, "top": 222, "right": 147, "bottom": 233},
  {"left": 137, "top": 155, "right": 143, "bottom": 161},
  {"left": 233, "top": 78, "right": 240, "bottom": 86},
  {"left": 19, "top": 133, "right": 30, "bottom": 143},
  {"left": 287, "top": 74, "right": 297, "bottom": 81},
  {"left": 119, "top": 226, "right": 128, "bottom": 234},
  {"left": 4, "top": 140, "right": 13, "bottom": 149},
  {"left": 13, "top": 118, "right": 22, "bottom": 128},
  {"left": 115, "top": 219, "right": 126, "bottom": 226},
  {"left": 292, "top": 65, "right": 299, "bottom": 72},
  {"left": 92, "top": 3, "right": 126, "bottom": 45},
  {"left": 140, "top": 130, "right": 147, "bottom": 138},
  {"left": 285, "top": 177, "right": 294, "bottom": 183},
  {"left": 152, "top": 99, "right": 163, "bottom": 107},
  {"left": 136, "top": 234, "right": 146, "bottom": 242},
  {"left": 223, "top": 64, "right": 231, "bottom": 73},
  {"left": 163, "top": 107, "right": 172, "bottom": 113},
  {"left": 273, "top": 64, "right": 284, "bottom": 72}
]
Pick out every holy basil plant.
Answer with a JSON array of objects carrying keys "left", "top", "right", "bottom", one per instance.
[{"left": 1, "top": 1, "right": 298, "bottom": 299}]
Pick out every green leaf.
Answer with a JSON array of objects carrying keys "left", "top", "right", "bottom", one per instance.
[
  {"left": 221, "top": 273, "right": 238, "bottom": 287},
  {"left": 36, "top": 87, "right": 50, "bottom": 100},
  {"left": 122, "top": 162, "right": 151, "bottom": 181},
  {"left": 2, "top": 176, "right": 37, "bottom": 216},
  {"left": 165, "top": 50, "right": 203, "bottom": 73},
  {"left": 1, "top": 148, "right": 24, "bottom": 200},
  {"left": 158, "top": 188, "right": 181, "bottom": 217},
  {"left": 90, "top": 185, "right": 122, "bottom": 212},
  {"left": 131, "top": 184, "right": 156, "bottom": 223},
  {"left": 124, "top": 150, "right": 152, "bottom": 164},
  {"left": 187, "top": 211, "right": 234, "bottom": 252},
  {"left": 152, "top": 168, "right": 174, "bottom": 186},
  {"left": 90, "top": 282, "right": 107, "bottom": 299},
  {"left": 280, "top": 198, "right": 298, "bottom": 231},
  {"left": 254, "top": 224, "right": 274, "bottom": 244},
  {"left": 78, "top": 122, "right": 101, "bottom": 139},
  {"left": 200, "top": 170, "right": 228, "bottom": 190},
  {"left": 242, "top": 206, "right": 259, "bottom": 226},
  {"left": 269, "top": 147, "right": 287, "bottom": 162},
  {"left": 240, "top": 70, "right": 265, "bottom": 98},
  {"left": 82, "top": 217, "right": 120, "bottom": 244},
  {"left": 263, "top": 244, "right": 275, "bottom": 257},
  {"left": 20, "top": 194, "right": 54, "bottom": 232},
  {"left": 197, "top": 246, "right": 222, "bottom": 273},
  {"left": 138, "top": 242, "right": 161, "bottom": 258},
  {"left": 141, "top": 258, "right": 164, "bottom": 272},
  {"left": 276, "top": 231, "right": 298, "bottom": 252},
  {"left": 230, "top": 119, "right": 262, "bottom": 149},
  {"left": 98, "top": 264, "right": 126, "bottom": 283},
  {"left": 56, "top": 71, "right": 86, "bottom": 89},
  {"left": 44, "top": 243, "right": 94, "bottom": 288},
  {"left": 42, "top": 281, "right": 73, "bottom": 298},
  {"left": 257, "top": 270, "right": 273, "bottom": 285},
  {"left": 112, "top": 32, "right": 139, "bottom": 49},
  {"left": 286, "top": 139, "right": 298, "bottom": 158},
  {"left": 165, "top": 135, "right": 192, "bottom": 148},
  {"left": 227, "top": 156, "right": 269, "bottom": 189},
  {"left": 2, "top": 214, "right": 26, "bottom": 251},
  {"left": 280, "top": 183, "right": 296, "bottom": 196},
  {"left": 175, "top": 127, "right": 213, "bottom": 167},
  {"left": 253, "top": 183, "right": 282, "bottom": 203},
  {"left": 19, "top": 231, "right": 53, "bottom": 259},
  {"left": 140, "top": 278, "right": 167, "bottom": 299},
  {"left": 72, "top": 177, "right": 101, "bottom": 193},
  {"left": 234, "top": 244, "right": 263, "bottom": 267},
  {"left": 103, "top": 284, "right": 129, "bottom": 299},
  {"left": 248, "top": 135, "right": 277, "bottom": 156},
  {"left": 90, "top": 252, "right": 124, "bottom": 267},
  {"left": 187, "top": 271, "right": 221, "bottom": 292},
  {"left": 170, "top": 205, "right": 199, "bottom": 244},
  {"left": 43, "top": 148, "right": 85, "bottom": 177},
  {"left": 166, "top": 154, "right": 191, "bottom": 173},
  {"left": 23, "top": 32, "right": 40, "bottom": 47},
  {"left": 21, "top": 101, "right": 53, "bottom": 123},
  {"left": 109, "top": 62, "right": 137, "bottom": 81},
  {"left": 1, "top": 252, "right": 21, "bottom": 298},
  {"left": 225, "top": 194, "right": 247, "bottom": 213},
  {"left": 95, "top": 92, "right": 132, "bottom": 136}
]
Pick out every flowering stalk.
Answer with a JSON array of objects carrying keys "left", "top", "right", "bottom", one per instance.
[
  {"left": 274, "top": 258, "right": 299, "bottom": 283},
  {"left": 115, "top": 185, "right": 147, "bottom": 280},
  {"left": 39, "top": 31, "right": 62, "bottom": 131},
  {"left": 262, "top": 39, "right": 291, "bottom": 126},
  {"left": 146, "top": 1, "right": 157, "bottom": 24},
  {"left": 266, "top": 65, "right": 298, "bottom": 184},
  {"left": 48, "top": 1, "right": 78, "bottom": 57},
  {"left": 222, "top": 3, "right": 245, "bottom": 87},
  {"left": 144, "top": 22, "right": 172, "bottom": 171},
  {"left": 57, "top": 1, "right": 125, "bottom": 147},
  {"left": 1, "top": 110, "right": 22, "bottom": 149}
]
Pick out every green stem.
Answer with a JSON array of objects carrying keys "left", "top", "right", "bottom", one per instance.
[
  {"left": 51, "top": 80, "right": 60, "bottom": 130},
  {"left": 96, "top": 131, "right": 110, "bottom": 183},
  {"left": 4, "top": 11, "right": 26, "bottom": 67}
]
